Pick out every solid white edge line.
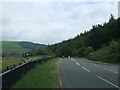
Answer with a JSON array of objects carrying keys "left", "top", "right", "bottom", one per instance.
[
  {"left": 97, "top": 76, "right": 120, "bottom": 89},
  {"left": 81, "top": 66, "right": 90, "bottom": 72},
  {"left": 76, "top": 62, "right": 79, "bottom": 65}
]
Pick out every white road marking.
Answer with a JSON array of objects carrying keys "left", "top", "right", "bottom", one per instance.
[
  {"left": 76, "top": 62, "right": 79, "bottom": 65},
  {"left": 97, "top": 76, "right": 120, "bottom": 89},
  {"left": 71, "top": 59, "right": 75, "bottom": 62},
  {"left": 81, "top": 66, "right": 90, "bottom": 72},
  {"left": 115, "top": 72, "right": 118, "bottom": 74},
  {"left": 60, "top": 79, "right": 63, "bottom": 88}
]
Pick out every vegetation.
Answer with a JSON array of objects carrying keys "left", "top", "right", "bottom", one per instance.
[
  {"left": 22, "top": 47, "right": 55, "bottom": 58},
  {"left": 19, "top": 41, "right": 46, "bottom": 50},
  {"left": 1, "top": 41, "right": 46, "bottom": 57},
  {"left": 48, "top": 15, "right": 119, "bottom": 63},
  {"left": 2, "top": 57, "right": 24, "bottom": 72},
  {"left": 85, "top": 40, "right": 119, "bottom": 63},
  {"left": 1, "top": 41, "right": 53, "bottom": 73},
  {"left": 1, "top": 14, "right": 119, "bottom": 75},
  {"left": 12, "top": 58, "right": 62, "bottom": 88},
  {"left": 2, "top": 56, "right": 43, "bottom": 72}
]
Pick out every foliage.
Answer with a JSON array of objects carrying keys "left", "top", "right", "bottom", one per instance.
[
  {"left": 48, "top": 15, "right": 119, "bottom": 63},
  {"left": 85, "top": 40, "right": 119, "bottom": 63},
  {"left": 1, "top": 41, "right": 46, "bottom": 57},
  {"left": 22, "top": 47, "right": 54, "bottom": 58},
  {"left": 2, "top": 57, "right": 24, "bottom": 72},
  {"left": 19, "top": 41, "right": 46, "bottom": 50},
  {"left": 2, "top": 56, "right": 43, "bottom": 72},
  {"left": 13, "top": 58, "right": 62, "bottom": 88},
  {"left": 34, "top": 47, "right": 54, "bottom": 56},
  {"left": 107, "top": 40, "right": 119, "bottom": 63}
]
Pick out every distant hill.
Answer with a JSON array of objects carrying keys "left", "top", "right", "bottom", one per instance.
[{"left": 1, "top": 41, "right": 47, "bottom": 56}]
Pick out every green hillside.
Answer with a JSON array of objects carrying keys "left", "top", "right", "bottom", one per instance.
[
  {"left": 85, "top": 40, "right": 119, "bottom": 63},
  {"left": 1, "top": 41, "right": 46, "bottom": 56},
  {"left": 48, "top": 15, "right": 119, "bottom": 63}
]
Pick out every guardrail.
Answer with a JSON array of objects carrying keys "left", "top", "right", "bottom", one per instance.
[{"left": 0, "top": 56, "right": 57, "bottom": 89}]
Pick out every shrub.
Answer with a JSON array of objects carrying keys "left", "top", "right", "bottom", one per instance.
[{"left": 108, "top": 40, "right": 119, "bottom": 63}]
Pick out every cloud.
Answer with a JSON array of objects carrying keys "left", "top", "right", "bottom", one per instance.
[
  {"left": 0, "top": 0, "right": 119, "bottom": 2},
  {"left": 1, "top": 2, "right": 118, "bottom": 44}
]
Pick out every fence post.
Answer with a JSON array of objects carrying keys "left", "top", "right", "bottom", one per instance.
[{"left": 6, "top": 66, "right": 9, "bottom": 71}]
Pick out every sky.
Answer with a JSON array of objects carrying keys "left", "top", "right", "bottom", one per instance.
[{"left": 0, "top": 0, "right": 119, "bottom": 45}]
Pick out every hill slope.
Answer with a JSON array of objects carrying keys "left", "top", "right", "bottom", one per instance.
[
  {"left": 1, "top": 41, "right": 46, "bottom": 56},
  {"left": 48, "top": 16, "right": 119, "bottom": 63}
]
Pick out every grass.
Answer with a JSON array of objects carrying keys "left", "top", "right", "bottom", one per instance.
[
  {"left": 12, "top": 58, "right": 62, "bottom": 88},
  {"left": 25, "top": 56, "right": 43, "bottom": 61},
  {"left": 1, "top": 41, "right": 46, "bottom": 56},
  {"left": 2, "top": 57, "right": 24, "bottom": 72},
  {"left": 1, "top": 41, "right": 31, "bottom": 55},
  {"left": 85, "top": 46, "right": 118, "bottom": 64},
  {"left": 1, "top": 56, "right": 43, "bottom": 72}
]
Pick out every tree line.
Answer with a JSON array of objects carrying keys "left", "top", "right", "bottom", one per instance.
[
  {"left": 16, "top": 14, "right": 119, "bottom": 63},
  {"left": 48, "top": 14, "right": 119, "bottom": 61}
]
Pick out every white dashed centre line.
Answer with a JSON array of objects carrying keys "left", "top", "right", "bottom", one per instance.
[
  {"left": 115, "top": 72, "right": 118, "bottom": 74},
  {"left": 81, "top": 66, "right": 90, "bottom": 72},
  {"left": 71, "top": 59, "right": 75, "bottom": 62},
  {"left": 76, "top": 62, "right": 79, "bottom": 65},
  {"left": 97, "top": 76, "right": 120, "bottom": 89}
]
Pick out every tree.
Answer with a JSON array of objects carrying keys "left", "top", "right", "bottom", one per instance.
[
  {"left": 109, "top": 14, "right": 114, "bottom": 21},
  {"left": 48, "top": 15, "right": 119, "bottom": 58}
]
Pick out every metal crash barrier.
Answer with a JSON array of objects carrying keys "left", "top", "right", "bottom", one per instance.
[{"left": 0, "top": 56, "right": 57, "bottom": 88}]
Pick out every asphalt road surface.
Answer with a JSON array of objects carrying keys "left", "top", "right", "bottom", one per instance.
[{"left": 60, "top": 58, "right": 119, "bottom": 89}]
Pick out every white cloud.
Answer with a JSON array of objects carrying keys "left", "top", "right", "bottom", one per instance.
[
  {"left": 1, "top": 2, "right": 118, "bottom": 44},
  {"left": 0, "top": 0, "right": 119, "bottom": 2}
]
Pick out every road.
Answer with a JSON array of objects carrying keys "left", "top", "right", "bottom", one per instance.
[{"left": 60, "top": 58, "right": 119, "bottom": 89}]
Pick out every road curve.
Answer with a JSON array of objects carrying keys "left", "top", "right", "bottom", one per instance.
[{"left": 60, "top": 58, "right": 119, "bottom": 89}]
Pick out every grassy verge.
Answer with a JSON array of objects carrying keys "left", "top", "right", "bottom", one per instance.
[
  {"left": 2, "top": 56, "right": 43, "bottom": 72},
  {"left": 12, "top": 58, "right": 62, "bottom": 88},
  {"left": 85, "top": 46, "right": 118, "bottom": 64},
  {"left": 2, "top": 57, "right": 24, "bottom": 72}
]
